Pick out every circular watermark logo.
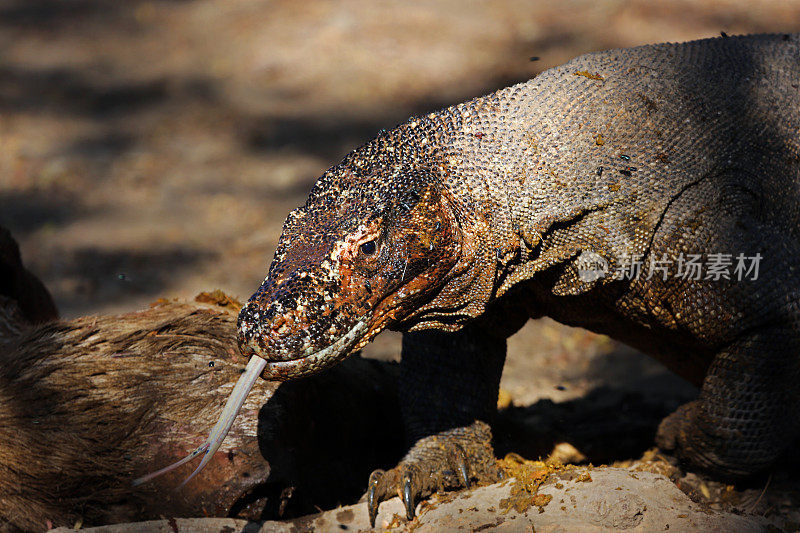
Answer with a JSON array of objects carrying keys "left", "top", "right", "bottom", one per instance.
[{"left": 576, "top": 250, "right": 609, "bottom": 282}]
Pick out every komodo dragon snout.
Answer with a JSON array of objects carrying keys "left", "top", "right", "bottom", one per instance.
[{"left": 237, "top": 161, "right": 461, "bottom": 380}]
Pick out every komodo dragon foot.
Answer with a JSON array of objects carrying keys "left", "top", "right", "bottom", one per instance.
[{"left": 364, "top": 420, "right": 502, "bottom": 526}]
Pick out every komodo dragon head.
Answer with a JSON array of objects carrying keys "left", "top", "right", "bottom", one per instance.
[
  {"left": 136, "top": 120, "right": 474, "bottom": 487},
  {"left": 238, "top": 123, "right": 463, "bottom": 380}
]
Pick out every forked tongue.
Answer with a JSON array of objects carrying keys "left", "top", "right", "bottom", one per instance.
[{"left": 133, "top": 355, "right": 268, "bottom": 488}]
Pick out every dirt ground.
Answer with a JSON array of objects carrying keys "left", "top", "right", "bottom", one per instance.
[{"left": 3, "top": 0, "right": 800, "bottom": 528}]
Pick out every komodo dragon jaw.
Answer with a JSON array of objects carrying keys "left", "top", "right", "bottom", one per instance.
[{"left": 237, "top": 137, "right": 463, "bottom": 381}]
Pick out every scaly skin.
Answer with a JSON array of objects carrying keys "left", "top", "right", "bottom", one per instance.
[{"left": 236, "top": 34, "right": 800, "bottom": 523}]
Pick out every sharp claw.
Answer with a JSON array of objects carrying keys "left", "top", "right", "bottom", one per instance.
[
  {"left": 402, "top": 471, "right": 415, "bottom": 521},
  {"left": 454, "top": 444, "right": 470, "bottom": 488},
  {"left": 367, "top": 469, "right": 383, "bottom": 527}
]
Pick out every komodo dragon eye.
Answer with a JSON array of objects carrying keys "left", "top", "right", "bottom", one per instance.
[{"left": 360, "top": 240, "right": 377, "bottom": 255}]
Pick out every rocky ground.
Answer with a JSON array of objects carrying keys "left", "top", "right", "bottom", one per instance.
[
  {"left": 52, "top": 466, "right": 778, "bottom": 532},
  {"left": 3, "top": 0, "right": 800, "bottom": 531}
]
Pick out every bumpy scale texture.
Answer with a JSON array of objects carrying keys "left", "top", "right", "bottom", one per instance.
[{"left": 238, "top": 34, "right": 800, "bottom": 521}]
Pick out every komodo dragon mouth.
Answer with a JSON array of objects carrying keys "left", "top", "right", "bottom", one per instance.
[{"left": 242, "top": 315, "right": 371, "bottom": 381}]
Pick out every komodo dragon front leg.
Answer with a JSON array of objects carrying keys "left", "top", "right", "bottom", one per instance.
[{"left": 366, "top": 299, "right": 528, "bottom": 522}]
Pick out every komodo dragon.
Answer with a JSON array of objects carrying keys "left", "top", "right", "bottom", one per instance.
[{"left": 145, "top": 34, "right": 800, "bottom": 524}]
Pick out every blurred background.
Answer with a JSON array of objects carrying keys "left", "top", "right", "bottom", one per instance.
[{"left": 2, "top": 0, "right": 800, "bottom": 403}]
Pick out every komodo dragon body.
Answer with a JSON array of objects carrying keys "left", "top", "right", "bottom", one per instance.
[
  {"left": 237, "top": 33, "right": 800, "bottom": 521},
  {"left": 148, "top": 34, "right": 800, "bottom": 523}
]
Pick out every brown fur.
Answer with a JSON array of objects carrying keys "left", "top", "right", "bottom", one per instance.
[
  {"left": 0, "top": 292, "right": 404, "bottom": 531},
  {"left": 0, "top": 293, "right": 277, "bottom": 531}
]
